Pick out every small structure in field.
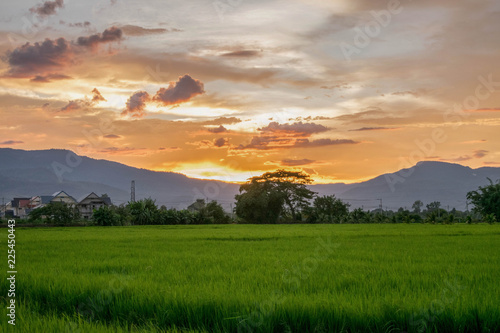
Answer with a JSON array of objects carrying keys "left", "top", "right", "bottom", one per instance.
[
  {"left": 51, "top": 191, "right": 77, "bottom": 206},
  {"left": 78, "top": 192, "right": 112, "bottom": 220}
]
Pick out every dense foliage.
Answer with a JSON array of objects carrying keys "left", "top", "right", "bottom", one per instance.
[
  {"left": 22, "top": 173, "right": 498, "bottom": 226},
  {"left": 467, "top": 179, "right": 500, "bottom": 223},
  {"left": 235, "top": 170, "right": 316, "bottom": 223},
  {"left": 28, "top": 201, "right": 80, "bottom": 225}
]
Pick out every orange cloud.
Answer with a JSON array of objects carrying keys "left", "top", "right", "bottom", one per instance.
[{"left": 60, "top": 88, "right": 106, "bottom": 112}]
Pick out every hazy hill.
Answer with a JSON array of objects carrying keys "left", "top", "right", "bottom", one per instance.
[
  {"left": 314, "top": 161, "right": 500, "bottom": 211},
  {"left": 0, "top": 148, "right": 239, "bottom": 209},
  {"left": 0, "top": 148, "right": 498, "bottom": 211}
]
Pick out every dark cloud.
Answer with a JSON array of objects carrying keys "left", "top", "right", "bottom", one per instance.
[
  {"left": 4, "top": 27, "right": 123, "bottom": 81},
  {"left": 294, "top": 116, "right": 333, "bottom": 121},
  {"left": 30, "top": 0, "right": 64, "bottom": 17},
  {"left": 259, "top": 121, "right": 329, "bottom": 136},
  {"left": 119, "top": 25, "right": 168, "bottom": 36},
  {"left": 104, "top": 134, "right": 121, "bottom": 139},
  {"left": 281, "top": 159, "right": 315, "bottom": 166},
  {"left": 0, "top": 140, "right": 24, "bottom": 145},
  {"left": 440, "top": 156, "right": 472, "bottom": 162},
  {"left": 349, "top": 127, "right": 399, "bottom": 131},
  {"left": 320, "top": 82, "right": 351, "bottom": 90},
  {"left": 203, "top": 117, "right": 242, "bottom": 125},
  {"left": 234, "top": 121, "right": 350, "bottom": 150},
  {"left": 30, "top": 73, "right": 72, "bottom": 82},
  {"left": 293, "top": 138, "right": 358, "bottom": 148},
  {"left": 221, "top": 50, "right": 260, "bottom": 57},
  {"left": 473, "top": 150, "right": 488, "bottom": 158},
  {"left": 98, "top": 147, "right": 148, "bottom": 155},
  {"left": 153, "top": 74, "right": 205, "bottom": 106},
  {"left": 236, "top": 135, "right": 356, "bottom": 150},
  {"left": 214, "top": 138, "right": 228, "bottom": 147},
  {"left": 207, "top": 125, "right": 227, "bottom": 133},
  {"left": 5, "top": 37, "right": 73, "bottom": 78},
  {"left": 122, "top": 91, "right": 151, "bottom": 117},
  {"left": 76, "top": 26, "right": 123, "bottom": 50},
  {"left": 60, "top": 20, "right": 91, "bottom": 28},
  {"left": 440, "top": 150, "right": 489, "bottom": 162},
  {"left": 121, "top": 75, "right": 204, "bottom": 117}
]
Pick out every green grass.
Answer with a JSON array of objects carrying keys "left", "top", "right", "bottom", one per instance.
[{"left": 1, "top": 224, "right": 499, "bottom": 332}]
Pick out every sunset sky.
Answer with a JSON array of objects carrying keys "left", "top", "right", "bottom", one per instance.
[{"left": 1, "top": 0, "right": 499, "bottom": 183}]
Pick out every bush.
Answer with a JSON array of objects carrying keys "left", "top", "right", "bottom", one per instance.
[
  {"left": 467, "top": 179, "right": 500, "bottom": 222},
  {"left": 29, "top": 202, "right": 80, "bottom": 225},
  {"left": 93, "top": 206, "right": 121, "bottom": 226}
]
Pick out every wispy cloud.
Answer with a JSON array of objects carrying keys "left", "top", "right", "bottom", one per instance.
[
  {"left": 0, "top": 140, "right": 24, "bottom": 145},
  {"left": 349, "top": 127, "right": 399, "bottom": 131}
]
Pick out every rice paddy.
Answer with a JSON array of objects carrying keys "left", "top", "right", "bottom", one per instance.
[{"left": 1, "top": 224, "right": 499, "bottom": 332}]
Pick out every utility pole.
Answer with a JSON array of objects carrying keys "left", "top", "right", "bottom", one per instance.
[
  {"left": 377, "top": 198, "right": 383, "bottom": 213},
  {"left": 131, "top": 180, "right": 135, "bottom": 202}
]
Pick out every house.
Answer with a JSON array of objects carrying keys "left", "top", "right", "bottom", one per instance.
[
  {"left": 51, "top": 191, "right": 77, "bottom": 206},
  {"left": 1, "top": 201, "right": 13, "bottom": 218},
  {"left": 77, "top": 192, "right": 111, "bottom": 220},
  {"left": 29, "top": 195, "right": 54, "bottom": 210},
  {"left": 11, "top": 197, "right": 31, "bottom": 219},
  {"left": 187, "top": 199, "right": 205, "bottom": 212}
]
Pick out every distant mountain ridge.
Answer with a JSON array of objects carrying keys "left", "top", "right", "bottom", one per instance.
[
  {"left": 313, "top": 161, "right": 500, "bottom": 211},
  {"left": 0, "top": 148, "right": 499, "bottom": 211},
  {"left": 0, "top": 148, "right": 239, "bottom": 210}
]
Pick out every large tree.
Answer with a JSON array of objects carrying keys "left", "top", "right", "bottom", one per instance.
[
  {"left": 412, "top": 200, "right": 423, "bottom": 215},
  {"left": 467, "top": 179, "right": 500, "bottom": 222},
  {"left": 308, "top": 195, "right": 350, "bottom": 223},
  {"left": 235, "top": 170, "right": 315, "bottom": 223}
]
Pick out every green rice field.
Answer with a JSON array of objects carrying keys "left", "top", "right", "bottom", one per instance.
[{"left": 1, "top": 224, "right": 499, "bottom": 332}]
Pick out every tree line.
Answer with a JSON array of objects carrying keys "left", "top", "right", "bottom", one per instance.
[{"left": 11, "top": 170, "right": 500, "bottom": 226}]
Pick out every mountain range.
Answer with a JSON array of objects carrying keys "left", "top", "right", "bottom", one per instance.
[{"left": 1, "top": 148, "right": 499, "bottom": 211}]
